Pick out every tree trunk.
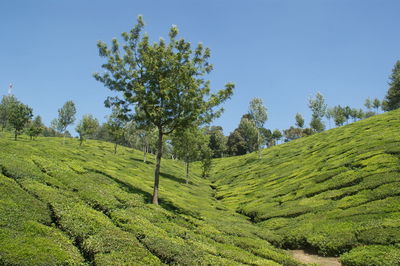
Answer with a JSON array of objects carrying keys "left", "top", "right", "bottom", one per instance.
[
  {"left": 152, "top": 128, "right": 163, "bottom": 205},
  {"left": 79, "top": 137, "right": 83, "bottom": 146},
  {"left": 114, "top": 142, "right": 118, "bottom": 154},
  {"left": 14, "top": 130, "right": 17, "bottom": 141},
  {"left": 143, "top": 145, "right": 147, "bottom": 163},
  {"left": 257, "top": 130, "right": 261, "bottom": 159},
  {"left": 185, "top": 160, "right": 189, "bottom": 184}
]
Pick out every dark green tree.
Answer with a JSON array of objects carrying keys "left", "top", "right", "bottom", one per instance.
[
  {"left": 7, "top": 100, "right": 33, "bottom": 140},
  {"left": 94, "top": 16, "right": 234, "bottom": 204},
  {"left": 272, "top": 129, "right": 282, "bottom": 145},
  {"left": 205, "top": 126, "right": 227, "bottom": 158},
  {"left": 382, "top": 60, "right": 400, "bottom": 111},
  {"left": 227, "top": 129, "right": 247, "bottom": 156},
  {"left": 0, "top": 95, "right": 19, "bottom": 131}
]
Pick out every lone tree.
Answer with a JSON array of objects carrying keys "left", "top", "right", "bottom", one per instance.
[
  {"left": 94, "top": 16, "right": 234, "bottom": 204},
  {"left": 7, "top": 100, "right": 33, "bottom": 140},
  {"left": 57, "top": 101, "right": 76, "bottom": 144},
  {"left": 295, "top": 113, "right": 304, "bottom": 128},
  {"left": 76, "top": 114, "right": 99, "bottom": 146},
  {"left": 248, "top": 98, "right": 267, "bottom": 159},
  {"left": 308, "top": 92, "right": 327, "bottom": 132},
  {"left": 383, "top": 60, "right": 400, "bottom": 111}
]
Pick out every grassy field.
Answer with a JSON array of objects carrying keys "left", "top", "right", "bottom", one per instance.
[
  {"left": 0, "top": 132, "right": 297, "bottom": 265},
  {"left": 0, "top": 109, "right": 399, "bottom": 265},
  {"left": 211, "top": 109, "right": 400, "bottom": 265}
]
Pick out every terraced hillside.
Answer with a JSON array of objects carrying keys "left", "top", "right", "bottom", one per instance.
[
  {"left": 0, "top": 133, "right": 298, "bottom": 265},
  {"left": 211, "top": 109, "right": 400, "bottom": 265},
  {"left": 0, "top": 110, "right": 399, "bottom": 265}
]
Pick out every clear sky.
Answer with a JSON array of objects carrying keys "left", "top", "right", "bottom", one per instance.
[{"left": 1, "top": 0, "right": 399, "bottom": 135}]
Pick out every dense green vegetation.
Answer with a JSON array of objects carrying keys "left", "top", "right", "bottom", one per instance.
[
  {"left": 0, "top": 109, "right": 399, "bottom": 265},
  {"left": 0, "top": 132, "right": 297, "bottom": 265},
  {"left": 211, "top": 109, "right": 400, "bottom": 264}
]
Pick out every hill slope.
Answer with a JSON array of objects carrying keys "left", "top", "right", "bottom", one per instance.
[
  {"left": 211, "top": 109, "right": 400, "bottom": 264},
  {"left": 0, "top": 110, "right": 399, "bottom": 265},
  {"left": 0, "top": 134, "right": 297, "bottom": 265}
]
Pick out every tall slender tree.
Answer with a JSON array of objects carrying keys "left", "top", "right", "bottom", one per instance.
[
  {"left": 57, "top": 101, "right": 76, "bottom": 144},
  {"left": 295, "top": 113, "right": 304, "bottom": 128},
  {"left": 248, "top": 98, "right": 267, "bottom": 159},
  {"left": 308, "top": 92, "right": 327, "bottom": 132},
  {"left": 94, "top": 16, "right": 234, "bottom": 204}
]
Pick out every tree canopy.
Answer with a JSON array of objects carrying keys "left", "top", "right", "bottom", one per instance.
[{"left": 94, "top": 15, "right": 234, "bottom": 204}]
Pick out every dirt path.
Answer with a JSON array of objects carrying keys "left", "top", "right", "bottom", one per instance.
[{"left": 289, "top": 250, "right": 341, "bottom": 266}]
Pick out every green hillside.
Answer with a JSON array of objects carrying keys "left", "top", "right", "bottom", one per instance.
[
  {"left": 0, "top": 133, "right": 297, "bottom": 265},
  {"left": 0, "top": 110, "right": 399, "bottom": 265},
  {"left": 211, "top": 109, "right": 400, "bottom": 264}
]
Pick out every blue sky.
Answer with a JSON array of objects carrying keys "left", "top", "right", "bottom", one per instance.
[{"left": 1, "top": 0, "right": 399, "bottom": 135}]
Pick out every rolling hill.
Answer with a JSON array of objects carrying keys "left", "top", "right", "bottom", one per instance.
[
  {"left": 0, "top": 109, "right": 399, "bottom": 265},
  {"left": 211, "top": 109, "right": 400, "bottom": 265}
]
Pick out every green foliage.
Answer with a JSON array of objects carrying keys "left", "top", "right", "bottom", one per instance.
[
  {"left": 7, "top": 98, "right": 33, "bottom": 140},
  {"left": 27, "top": 115, "right": 44, "bottom": 140},
  {"left": 211, "top": 109, "right": 400, "bottom": 263},
  {"left": 340, "top": 245, "right": 400, "bottom": 266},
  {"left": 76, "top": 114, "right": 99, "bottom": 146},
  {"left": 295, "top": 113, "right": 304, "bottom": 128},
  {"left": 57, "top": 100, "right": 76, "bottom": 133},
  {"left": 382, "top": 60, "right": 400, "bottom": 111},
  {"left": 205, "top": 126, "right": 227, "bottom": 158},
  {"left": 0, "top": 95, "right": 19, "bottom": 131},
  {"left": 0, "top": 131, "right": 297, "bottom": 265},
  {"left": 94, "top": 15, "right": 234, "bottom": 204}
]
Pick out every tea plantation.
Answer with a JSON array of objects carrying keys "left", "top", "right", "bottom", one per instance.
[
  {"left": 0, "top": 109, "right": 399, "bottom": 265},
  {"left": 0, "top": 132, "right": 297, "bottom": 265},
  {"left": 211, "top": 109, "right": 400, "bottom": 265}
]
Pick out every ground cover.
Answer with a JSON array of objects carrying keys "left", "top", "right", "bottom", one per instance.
[{"left": 210, "top": 109, "right": 400, "bottom": 264}]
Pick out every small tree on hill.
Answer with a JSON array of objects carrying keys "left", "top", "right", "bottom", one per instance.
[
  {"left": 272, "top": 129, "right": 282, "bottom": 145},
  {"left": 94, "top": 16, "right": 234, "bottom": 204},
  {"left": 27, "top": 115, "right": 44, "bottom": 140},
  {"left": 105, "top": 107, "right": 126, "bottom": 154},
  {"left": 364, "top": 98, "right": 373, "bottom": 111},
  {"left": 295, "top": 113, "right": 304, "bottom": 128},
  {"left": 0, "top": 95, "right": 20, "bottom": 131},
  {"left": 248, "top": 98, "right": 268, "bottom": 159},
  {"left": 382, "top": 60, "right": 400, "bottom": 111},
  {"left": 332, "top": 105, "right": 346, "bottom": 127},
  {"left": 76, "top": 114, "right": 99, "bottom": 146},
  {"left": 308, "top": 92, "right": 327, "bottom": 132},
  {"left": 7, "top": 100, "right": 33, "bottom": 140},
  {"left": 172, "top": 126, "right": 209, "bottom": 183},
  {"left": 57, "top": 101, "right": 76, "bottom": 144},
  {"left": 372, "top": 98, "right": 381, "bottom": 113}
]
